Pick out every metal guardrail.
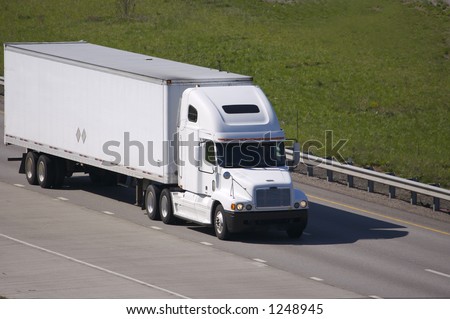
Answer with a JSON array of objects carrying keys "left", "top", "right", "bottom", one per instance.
[{"left": 286, "top": 149, "right": 450, "bottom": 211}]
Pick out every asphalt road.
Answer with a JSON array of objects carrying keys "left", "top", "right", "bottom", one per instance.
[{"left": 1, "top": 97, "right": 449, "bottom": 298}]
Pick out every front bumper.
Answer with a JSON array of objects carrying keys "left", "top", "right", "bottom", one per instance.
[{"left": 224, "top": 209, "right": 308, "bottom": 233}]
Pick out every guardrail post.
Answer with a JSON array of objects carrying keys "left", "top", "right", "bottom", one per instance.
[
  {"left": 306, "top": 165, "right": 314, "bottom": 177},
  {"left": 365, "top": 166, "right": 375, "bottom": 193},
  {"left": 410, "top": 192, "right": 417, "bottom": 205},
  {"left": 367, "top": 180, "right": 374, "bottom": 193},
  {"left": 326, "top": 169, "right": 333, "bottom": 182},
  {"left": 347, "top": 175, "right": 354, "bottom": 188},
  {"left": 0, "top": 76, "right": 4, "bottom": 95},
  {"left": 389, "top": 186, "right": 396, "bottom": 199},
  {"left": 433, "top": 197, "right": 440, "bottom": 212}
]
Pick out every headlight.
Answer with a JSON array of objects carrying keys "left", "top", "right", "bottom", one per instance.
[
  {"left": 300, "top": 200, "right": 308, "bottom": 208},
  {"left": 236, "top": 203, "right": 244, "bottom": 211},
  {"left": 246, "top": 204, "right": 252, "bottom": 211}
]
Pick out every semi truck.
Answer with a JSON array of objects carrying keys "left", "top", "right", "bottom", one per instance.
[{"left": 3, "top": 42, "right": 308, "bottom": 240}]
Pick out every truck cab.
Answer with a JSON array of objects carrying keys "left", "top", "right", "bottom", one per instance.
[{"left": 167, "top": 85, "right": 308, "bottom": 239}]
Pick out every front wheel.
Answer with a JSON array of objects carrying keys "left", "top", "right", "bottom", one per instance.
[{"left": 214, "top": 204, "right": 230, "bottom": 240}]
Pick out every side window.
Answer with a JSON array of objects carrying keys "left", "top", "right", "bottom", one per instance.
[
  {"left": 188, "top": 105, "right": 198, "bottom": 123},
  {"left": 205, "top": 140, "right": 216, "bottom": 165}
]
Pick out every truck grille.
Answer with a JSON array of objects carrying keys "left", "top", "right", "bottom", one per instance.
[{"left": 255, "top": 188, "right": 290, "bottom": 208}]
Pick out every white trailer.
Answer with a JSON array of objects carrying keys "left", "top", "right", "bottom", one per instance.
[{"left": 4, "top": 42, "right": 308, "bottom": 239}]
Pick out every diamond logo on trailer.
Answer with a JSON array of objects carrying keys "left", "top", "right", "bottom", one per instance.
[
  {"left": 82, "top": 129, "right": 87, "bottom": 143},
  {"left": 76, "top": 128, "right": 87, "bottom": 144}
]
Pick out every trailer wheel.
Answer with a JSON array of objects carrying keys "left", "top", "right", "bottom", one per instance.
[
  {"left": 37, "top": 154, "right": 55, "bottom": 189},
  {"left": 160, "top": 189, "right": 175, "bottom": 224},
  {"left": 145, "top": 184, "right": 161, "bottom": 220},
  {"left": 214, "top": 204, "right": 230, "bottom": 240},
  {"left": 25, "top": 151, "right": 39, "bottom": 185}
]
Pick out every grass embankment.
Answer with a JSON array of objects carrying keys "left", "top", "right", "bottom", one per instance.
[{"left": 0, "top": 0, "right": 449, "bottom": 187}]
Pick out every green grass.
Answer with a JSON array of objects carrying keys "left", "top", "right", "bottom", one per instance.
[{"left": 1, "top": 0, "right": 449, "bottom": 187}]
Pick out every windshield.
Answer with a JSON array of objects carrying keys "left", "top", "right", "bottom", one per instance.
[{"left": 215, "top": 141, "right": 286, "bottom": 168}]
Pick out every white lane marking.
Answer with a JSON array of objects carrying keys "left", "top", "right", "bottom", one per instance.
[
  {"left": 102, "top": 211, "right": 114, "bottom": 215},
  {"left": 310, "top": 277, "right": 324, "bottom": 282},
  {"left": 253, "top": 258, "right": 267, "bottom": 263},
  {"left": 0, "top": 233, "right": 189, "bottom": 299},
  {"left": 151, "top": 226, "right": 162, "bottom": 230},
  {"left": 13, "top": 183, "right": 25, "bottom": 188},
  {"left": 56, "top": 197, "right": 69, "bottom": 201},
  {"left": 200, "top": 242, "right": 213, "bottom": 246},
  {"left": 369, "top": 295, "right": 383, "bottom": 299},
  {"left": 425, "top": 269, "right": 450, "bottom": 279}
]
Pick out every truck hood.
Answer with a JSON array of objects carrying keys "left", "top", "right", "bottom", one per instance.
[{"left": 219, "top": 167, "right": 292, "bottom": 201}]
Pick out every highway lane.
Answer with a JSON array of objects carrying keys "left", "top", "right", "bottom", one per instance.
[
  {"left": 1, "top": 103, "right": 449, "bottom": 298},
  {"left": 2, "top": 181, "right": 363, "bottom": 298}
]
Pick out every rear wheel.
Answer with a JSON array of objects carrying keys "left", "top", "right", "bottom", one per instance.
[
  {"left": 25, "top": 151, "right": 39, "bottom": 185},
  {"left": 145, "top": 184, "right": 161, "bottom": 220},
  {"left": 37, "top": 154, "right": 55, "bottom": 189},
  {"left": 214, "top": 204, "right": 230, "bottom": 240},
  {"left": 160, "top": 189, "right": 175, "bottom": 224}
]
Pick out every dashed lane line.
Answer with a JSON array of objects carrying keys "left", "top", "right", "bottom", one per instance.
[
  {"left": 0, "top": 233, "right": 189, "bottom": 299},
  {"left": 253, "top": 258, "right": 267, "bottom": 263},
  {"left": 200, "top": 242, "right": 213, "bottom": 246},
  {"left": 425, "top": 269, "right": 450, "bottom": 279}
]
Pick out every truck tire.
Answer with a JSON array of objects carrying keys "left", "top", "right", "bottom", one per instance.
[
  {"left": 25, "top": 151, "right": 39, "bottom": 185},
  {"left": 145, "top": 184, "right": 161, "bottom": 220},
  {"left": 37, "top": 154, "right": 55, "bottom": 189},
  {"left": 160, "top": 188, "right": 175, "bottom": 224},
  {"left": 214, "top": 204, "right": 230, "bottom": 240}
]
